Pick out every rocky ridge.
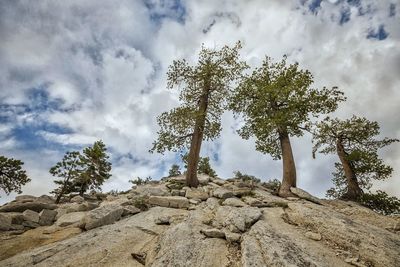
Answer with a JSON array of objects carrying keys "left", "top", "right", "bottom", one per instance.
[{"left": 0, "top": 174, "right": 399, "bottom": 266}]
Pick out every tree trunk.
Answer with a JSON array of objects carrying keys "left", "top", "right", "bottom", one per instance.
[
  {"left": 79, "top": 183, "right": 85, "bottom": 196},
  {"left": 278, "top": 130, "right": 297, "bottom": 197},
  {"left": 186, "top": 82, "right": 210, "bottom": 187},
  {"left": 336, "top": 139, "right": 363, "bottom": 200}
]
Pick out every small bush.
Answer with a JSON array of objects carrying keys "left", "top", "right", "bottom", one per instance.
[
  {"left": 132, "top": 196, "right": 149, "bottom": 211},
  {"left": 129, "top": 176, "right": 152, "bottom": 186},
  {"left": 168, "top": 164, "right": 182, "bottom": 177},
  {"left": 359, "top": 190, "right": 400, "bottom": 215},
  {"left": 233, "top": 171, "right": 261, "bottom": 184},
  {"left": 262, "top": 179, "right": 281, "bottom": 193}
]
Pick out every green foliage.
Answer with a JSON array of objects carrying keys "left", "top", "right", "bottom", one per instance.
[
  {"left": 77, "top": 140, "right": 112, "bottom": 194},
  {"left": 132, "top": 196, "right": 149, "bottom": 211},
  {"left": 230, "top": 56, "right": 345, "bottom": 159},
  {"left": 233, "top": 171, "right": 261, "bottom": 184},
  {"left": 150, "top": 42, "right": 248, "bottom": 154},
  {"left": 168, "top": 164, "right": 182, "bottom": 177},
  {"left": 197, "top": 157, "right": 217, "bottom": 177},
  {"left": 0, "top": 155, "right": 30, "bottom": 195},
  {"left": 49, "top": 151, "right": 82, "bottom": 201},
  {"left": 313, "top": 116, "right": 399, "bottom": 198},
  {"left": 359, "top": 191, "right": 400, "bottom": 215},
  {"left": 50, "top": 140, "right": 112, "bottom": 198},
  {"left": 181, "top": 153, "right": 217, "bottom": 177},
  {"left": 129, "top": 176, "right": 152, "bottom": 186},
  {"left": 262, "top": 179, "right": 282, "bottom": 193}
]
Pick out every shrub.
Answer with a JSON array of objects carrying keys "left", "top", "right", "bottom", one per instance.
[
  {"left": 129, "top": 176, "right": 152, "bottom": 186},
  {"left": 359, "top": 190, "right": 400, "bottom": 215},
  {"left": 262, "top": 179, "right": 281, "bottom": 193},
  {"left": 233, "top": 171, "right": 261, "bottom": 184}
]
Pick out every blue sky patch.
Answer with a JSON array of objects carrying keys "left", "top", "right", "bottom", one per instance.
[
  {"left": 367, "top": 25, "right": 389, "bottom": 40},
  {"left": 144, "top": 0, "right": 186, "bottom": 24}
]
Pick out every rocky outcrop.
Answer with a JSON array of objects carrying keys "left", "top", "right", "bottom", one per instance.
[
  {"left": 0, "top": 202, "right": 58, "bottom": 213},
  {"left": 83, "top": 205, "right": 124, "bottom": 230},
  {"left": 149, "top": 196, "right": 189, "bottom": 209},
  {"left": 56, "top": 212, "right": 86, "bottom": 227},
  {"left": 1, "top": 175, "right": 399, "bottom": 267}
]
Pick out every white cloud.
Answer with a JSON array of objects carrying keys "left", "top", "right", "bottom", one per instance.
[{"left": 1, "top": 0, "right": 399, "bottom": 203}]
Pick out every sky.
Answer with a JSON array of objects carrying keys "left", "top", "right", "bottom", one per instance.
[{"left": 1, "top": 0, "right": 399, "bottom": 204}]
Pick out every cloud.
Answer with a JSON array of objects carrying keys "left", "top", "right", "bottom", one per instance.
[{"left": 1, "top": 0, "right": 399, "bottom": 203}]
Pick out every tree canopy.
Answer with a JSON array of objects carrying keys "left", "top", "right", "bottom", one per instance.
[
  {"left": 150, "top": 42, "right": 247, "bottom": 186},
  {"left": 0, "top": 156, "right": 30, "bottom": 196},
  {"left": 230, "top": 56, "right": 345, "bottom": 196},
  {"left": 313, "top": 116, "right": 399, "bottom": 199}
]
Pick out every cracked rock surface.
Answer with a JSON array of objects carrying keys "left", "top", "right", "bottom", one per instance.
[{"left": 1, "top": 175, "right": 399, "bottom": 267}]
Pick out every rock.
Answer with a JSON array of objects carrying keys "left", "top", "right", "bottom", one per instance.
[
  {"left": 22, "top": 210, "right": 39, "bottom": 223},
  {"left": 0, "top": 213, "right": 12, "bottom": 231},
  {"left": 185, "top": 188, "right": 209, "bottom": 201},
  {"left": 149, "top": 196, "right": 189, "bottom": 209},
  {"left": 133, "top": 184, "right": 170, "bottom": 197},
  {"left": 3, "top": 213, "right": 25, "bottom": 225},
  {"left": 122, "top": 206, "right": 141, "bottom": 216},
  {"left": 170, "top": 189, "right": 181, "bottom": 196},
  {"left": 155, "top": 216, "right": 171, "bottom": 225},
  {"left": 22, "top": 220, "right": 40, "bottom": 228},
  {"left": 83, "top": 205, "right": 124, "bottom": 230},
  {"left": 212, "top": 188, "right": 234, "bottom": 199},
  {"left": 222, "top": 197, "right": 247, "bottom": 207},
  {"left": 38, "top": 209, "right": 57, "bottom": 226},
  {"left": 224, "top": 231, "right": 241, "bottom": 243},
  {"left": 37, "top": 195, "right": 55, "bottom": 204},
  {"left": 200, "top": 228, "right": 226, "bottom": 238},
  {"left": 394, "top": 221, "right": 400, "bottom": 231},
  {"left": 131, "top": 252, "right": 146, "bottom": 265},
  {"left": 214, "top": 206, "right": 262, "bottom": 233},
  {"left": 70, "top": 195, "right": 84, "bottom": 203},
  {"left": 290, "top": 187, "right": 323, "bottom": 205},
  {"left": 0, "top": 202, "right": 58, "bottom": 213},
  {"left": 56, "top": 212, "right": 86, "bottom": 227},
  {"left": 305, "top": 231, "right": 322, "bottom": 241},
  {"left": 210, "top": 178, "right": 226, "bottom": 186},
  {"left": 189, "top": 199, "right": 200, "bottom": 205},
  {"left": 15, "top": 195, "right": 36, "bottom": 202},
  {"left": 232, "top": 188, "right": 253, "bottom": 197}
]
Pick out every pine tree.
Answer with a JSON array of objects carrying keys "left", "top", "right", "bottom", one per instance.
[
  {"left": 168, "top": 164, "right": 182, "bottom": 177},
  {"left": 49, "top": 151, "right": 82, "bottom": 203},
  {"left": 181, "top": 153, "right": 217, "bottom": 178},
  {"left": 312, "top": 116, "right": 399, "bottom": 200},
  {"left": 77, "top": 140, "right": 112, "bottom": 196},
  {"left": 150, "top": 42, "right": 247, "bottom": 187},
  {"left": 0, "top": 155, "right": 30, "bottom": 196},
  {"left": 230, "top": 56, "right": 345, "bottom": 197}
]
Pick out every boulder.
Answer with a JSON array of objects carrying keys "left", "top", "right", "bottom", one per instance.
[
  {"left": 233, "top": 188, "right": 253, "bottom": 197},
  {"left": 39, "top": 209, "right": 58, "bottom": 226},
  {"left": 22, "top": 210, "right": 39, "bottom": 223},
  {"left": 305, "top": 231, "right": 322, "bottom": 241},
  {"left": 212, "top": 188, "right": 234, "bottom": 199},
  {"left": 290, "top": 187, "right": 323, "bottom": 205},
  {"left": 155, "top": 216, "right": 171, "bottom": 225},
  {"left": 214, "top": 206, "right": 262, "bottom": 233},
  {"left": 122, "top": 206, "right": 141, "bottom": 216},
  {"left": 37, "top": 195, "right": 55, "bottom": 204},
  {"left": 70, "top": 196, "right": 84, "bottom": 204},
  {"left": 200, "top": 228, "right": 226, "bottom": 238},
  {"left": 0, "top": 202, "right": 58, "bottom": 213},
  {"left": 210, "top": 178, "right": 226, "bottom": 186},
  {"left": 222, "top": 198, "right": 247, "bottom": 207},
  {"left": 22, "top": 221, "right": 40, "bottom": 228},
  {"left": 0, "top": 213, "right": 12, "bottom": 231},
  {"left": 83, "top": 205, "right": 124, "bottom": 230},
  {"left": 15, "top": 195, "right": 37, "bottom": 202},
  {"left": 185, "top": 188, "right": 209, "bottom": 201},
  {"left": 224, "top": 231, "right": 241, "bottom": 243},
  {"left": 56, "top": 212, "right": 86, "bottom": 227},
  {"left": 149, "top": 196, "right": 189, "bottom": 209},
  {"left": 3, "top": 213, "right": 25, "bottom": 225}
]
